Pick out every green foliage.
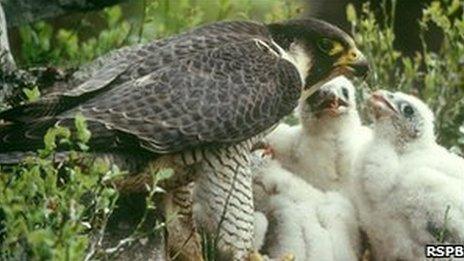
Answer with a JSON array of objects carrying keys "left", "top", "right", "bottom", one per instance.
[
  {"left": 74, "top": 114, "right": 92, "bottom": 151},
  {"left": 22, "top": 86, "right": 41, "bottom": 102},
  {"left": 347, "top": 0, "right": 464, "bottom": 154},
  {"left": 18, "top": 6, "right": 131, "bottom": 67},
  {"left": 0, "top": 117, "right": 171, "bottom": 260},
  {"left": 140, "top": 0, "right": 302, "bottom": 40},
  {"left": 0, "top": 121, "right": 120, "bottom": 260},
  {"left": 437, "top": 205, "right": 451, "bottom": 243},
  {"left": 16, "top": 0, "right": 303, "bottom": 67},
  {"left": 18, "top": 22, "right": 54, "bottom": 66},
  {"left": 7, "top": 0, "right": 463, "bottom": 259},
  {"left": 39, "top": 125, "right": 71, "bottom": 158}
]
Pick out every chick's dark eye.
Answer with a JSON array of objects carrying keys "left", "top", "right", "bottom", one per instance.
[
  {"left": 342, "top": 87, "right": 349, "bottom": 99},
  {"left": 318, "top": 38, "right": 333, "bottom": 53},
  {"left": 402, "top": 104, "right": 414, "bottom": 117}
]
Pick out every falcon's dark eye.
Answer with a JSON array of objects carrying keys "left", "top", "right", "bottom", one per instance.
[
  {"left": 341, "top": 87, "right": 349, "bottom": 99},
  {"left": 318, "top": 38, "right": 333, "bottom": 54},
  {"left": 402, "top": 104, "right": 414, "bottom": 117}
]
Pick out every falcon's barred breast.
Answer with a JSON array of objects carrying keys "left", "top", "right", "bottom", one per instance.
[{"left": 0, "top": 19, "right": 368, "bottom": 259}]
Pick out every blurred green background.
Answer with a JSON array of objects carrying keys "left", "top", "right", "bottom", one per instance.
[{"left": 9, "top": 0, "right": 303, "bottom": 67}]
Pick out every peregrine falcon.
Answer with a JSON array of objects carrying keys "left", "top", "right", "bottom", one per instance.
[
  {"left": 0, "top": 19, "right": 368, "bottom": 259},
  {"left": 353, "top": 91, "right": 464, "bottom": 260}
]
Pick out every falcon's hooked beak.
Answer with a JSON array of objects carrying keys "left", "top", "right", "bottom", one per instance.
[
  {"left": 302, "top": 46, "right": 369, "bottom": 101},
  {"left": 368, "top": 90, "right": 399, "bottom": 118},
  {"left": 334, "top": 47, "right": 369, "bottom": 78},
  {"left": 306, "top": 88, "right": 350, "bottom": 117},
  {"left": 267, "top": 18, "right": 370, "bottom": 100}
]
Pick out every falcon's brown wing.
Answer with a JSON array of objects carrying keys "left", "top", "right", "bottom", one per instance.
[
  {"left": 0, "top": 21, "right": 271, "bottom": 123},
  {"left": 64, "top": 39, "right": 302, "bottom": 153},
  {"left": 0, "top": 39, "right": 301, "bottom": 155}
]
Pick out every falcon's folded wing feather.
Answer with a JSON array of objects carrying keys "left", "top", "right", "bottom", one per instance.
[
  {"left": 0, "top": 38, "right": 301, "bottom": 155},
  {"left": 0, "top": 21, "right": 271, "bottom": 123}
]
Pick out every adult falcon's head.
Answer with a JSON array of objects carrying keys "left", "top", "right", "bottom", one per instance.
[
  {"left": 268, "top": 18, "right": 369, "bottom": 98},
  {"left": 367, "top": 90, "right": 435, "bottom": 147}
]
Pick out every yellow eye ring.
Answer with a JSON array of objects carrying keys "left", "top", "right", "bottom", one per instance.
[
  {"left": 318, "top": 38, "right": 344, "bottom": 56},
  {"left": 329, "top": 42, "right": 344, "bottom": 55}
]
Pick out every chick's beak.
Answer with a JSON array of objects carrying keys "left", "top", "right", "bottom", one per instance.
[
  {"left": 307, "top": 89, "right": 349, "bottom": 117},
  {"left": 335, "top": 47, "right": 369, "bottom": 78},
  {"left": 368, "top": 90, "right": 398, "bottom": 118}
]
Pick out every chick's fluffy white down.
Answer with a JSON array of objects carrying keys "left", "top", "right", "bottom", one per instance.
[
  {"left": 353, "top": 92, "right": 464, "bottom": 261},
  {"left": 265, "top": 76, "right": 372, "bottom": 194},
  {"left": 252, "top": 153, "right": 361, "bottom": 261}
]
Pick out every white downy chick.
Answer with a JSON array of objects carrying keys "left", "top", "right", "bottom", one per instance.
[
  {"left": 353, "top": 90, "right": 464, "bottom": 260},
  {"left": 251, "top": 152, "right": 361, "bottom": 261},
  {"left": 266, "top": 76, "right": 372, "bottom": 193}
]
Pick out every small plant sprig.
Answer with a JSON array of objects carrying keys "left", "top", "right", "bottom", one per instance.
[
  {"left": 437, "top": 205, "right": 451, "bottom": 243},
  {"left": 0, "top": 115, "right": 119, "bottom": 260}
]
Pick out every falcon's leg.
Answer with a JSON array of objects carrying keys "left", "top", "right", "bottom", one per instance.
[
  {"left": 193, "top": 142, "right": 255, "bottom": 260},
  {"left": 165, "top": 182, "right": 203, "bottom": 261}
]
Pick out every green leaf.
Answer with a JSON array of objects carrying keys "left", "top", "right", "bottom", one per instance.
[
  {"left": 346, "top": 3, "right": 357, "bottom": 23},
  {"left": 106, "top": 6, "right": 123, "bottom": 27},
  {"left": 74, "top": 113, "right": 91, "bottom": 144},
  {"left": 156, "top": 168, "right": 174, "bottom": 181},
  {"left": 22, "top": 86, "right": 41, "bottom": 102},
  {"left": 40, "top": 126, "right": 71, "bottom": 157}
]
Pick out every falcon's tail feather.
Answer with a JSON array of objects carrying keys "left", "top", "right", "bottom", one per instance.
[
  {"left": 0, "top": 117, "right": 148, "bottom": 165},
  {"left": 0, "top": 151, "right": 37, "bottom": 165},
  {"left": 0, "top": 64, "right": 127, "bottom": 124},
  {"left": 0, "top": 151, "right": 71, "bottom": 165},
  {"left": 0, "top": 120, "right": 55, "bottom": 164},
  {"left": 0, "top": 119, "right": 58, "bottom": 153},
  {"left": 0, "top": 98, "right": 70, "bottom": 123}
]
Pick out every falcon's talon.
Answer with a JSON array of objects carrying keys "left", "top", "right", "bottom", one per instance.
[
  {"left": 251, "top": 140, "right": 275, "bottom": 158},
  {"left": 261, "top": 145, "right": 275, "bottom": 159}
]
